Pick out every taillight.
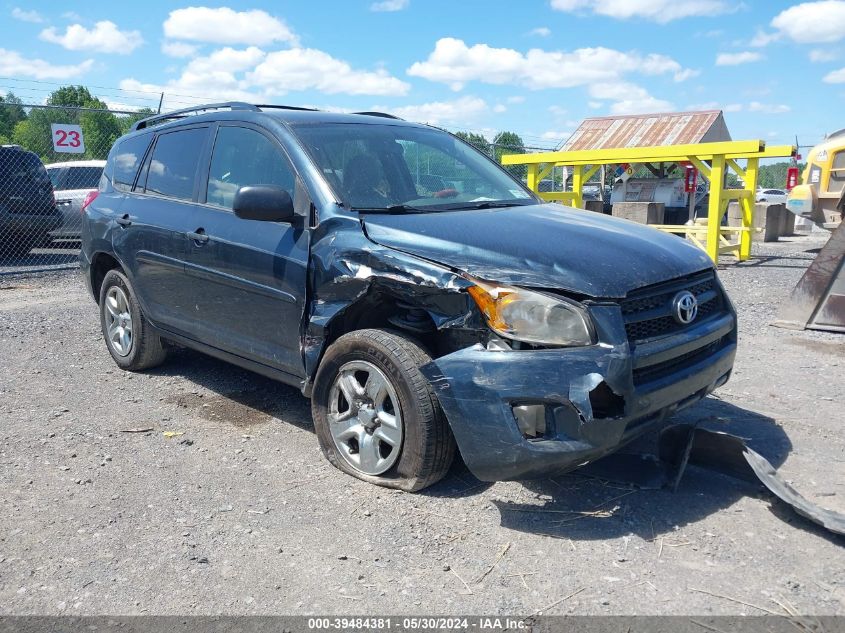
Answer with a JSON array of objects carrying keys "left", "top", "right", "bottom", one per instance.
[{"left": 81, "top": 190, "right": 99, "bottom": 212}]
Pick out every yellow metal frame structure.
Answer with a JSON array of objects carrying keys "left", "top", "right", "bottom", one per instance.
[{"left": 501, "top": 140, "right": 795, "bottom": 264}]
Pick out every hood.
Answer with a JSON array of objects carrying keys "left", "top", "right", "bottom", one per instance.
[{"left": 362, "top": 204, "right": 713, "bottom": 298}]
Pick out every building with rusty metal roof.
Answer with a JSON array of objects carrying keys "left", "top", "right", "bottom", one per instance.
[{"left": 560, "top": 110, "right": 731, "bottom": 151}]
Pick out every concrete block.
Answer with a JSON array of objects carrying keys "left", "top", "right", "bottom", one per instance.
[
  {"left": 779, "top": 205, "right": 795, "bottom": 236},
  {"left": 753, "top": 203, "right": 781, "bottom": 242},
  {"left": 612, "top": 202, "right": 665, "bottom": 225},
  {"left": 584, "top": 200, "right": 605, "bottom": 214},
  {"left": 727, "top": 201, "right": 743, "bottom": 227}
]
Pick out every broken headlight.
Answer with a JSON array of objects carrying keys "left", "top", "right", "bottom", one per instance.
[{"left": 467, "top": 279, "right": 594, "bottom": 346}]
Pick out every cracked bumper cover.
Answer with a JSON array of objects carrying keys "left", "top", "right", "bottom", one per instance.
[{"left": 420, "top": 317, "right": 736, "bottom": 481}]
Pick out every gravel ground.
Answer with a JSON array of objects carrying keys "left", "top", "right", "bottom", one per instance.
[{"left": 1, "top": 232, "right": 843, "bottom": 616}]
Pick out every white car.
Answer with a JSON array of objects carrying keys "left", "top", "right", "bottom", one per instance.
[
  {"left": 756, "top": 188, "right": 788, "bottom": 204},
  {"left": 46, "top": 160, "right": 105, "bottom": 240}
]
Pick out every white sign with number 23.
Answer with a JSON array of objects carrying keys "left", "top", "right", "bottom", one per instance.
[{"left": 51, "top": 123, "right": 85, "bottom": 154}]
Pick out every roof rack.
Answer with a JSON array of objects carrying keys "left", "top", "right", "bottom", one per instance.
[
  {"left": 131, "top": 102, "right": 260, "bottom": 131},
  {"left": 255, "top": 104, "right": 320, "bottom": 113},
  {"left": 130, "top": 103, "right": 403, "bottom": 132},
  {"left": 354, "top": 111, "right": 402, "bottom": 120}
]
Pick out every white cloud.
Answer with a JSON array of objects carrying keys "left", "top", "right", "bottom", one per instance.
[
  {"left": 715, "top": 51, "right": 762, "bottom": 66},
  {"left": 493, "top": 104, "right": 507, "bottom": 113},
  {"left": 771, "top": 1, "right": 845, "bottom": 43},
  {"left": 11, "top": 7, "right": 43, "bottom": 23},
  {"left": 163, "top": 7, "right": 298, "bottom": 46},
  {"left": 747, "top": 101, "right": 790, "bottom": 114},
  {"left": 750, "top": 30, "right": 781, "bottom": 47},
  {"left": 507, "top": 95, "right": 525, "bottom": 104},
  {"left": 589, "top": 82, "right": 674, "bottom": 115},
  {"left": 122, "top": 44, "right": 409, "bottom": 104},
  {"left": 810, "top": 48, "right": 838, "bottom": 62},
  {"left": 161, "top": 41, "right": 199, "bottom": 58},
  {"left": 540, "top": 130, "right": 571, "bottom": 141},
  {"left": 407, "top": 38, "right": 694, "bottom": 91},
  {"left": 0, "top": 48, "right": 94, "bottom": 80},
  {"left": 40, "top": 21, "right": 143, "bottom": 54},
  {"left": 673, "top": 68, "right": 701, "bottom": 81},
  {"left": 370, "top": 0, "right": 409, "bottom": 11},
  {"left": 529, "top": 27, "right": 551, "bottom": 37},
  {"left": 119, "top": 78, "right": 264, "bottom": 109},
  {"left": 686, "top": 102, "right": 745, "bottom": 112},
  {"left": 250, "top": 48, "right": 410, "bottom": 95},
  {"left": 823, "top": 66, "right": 845, "bottom": 82},
  {"left": 100, "top": 100, "right": 146, "bottom": 113},
  {"left": 550, "top": 0, "right": 734, "bottom": 23},
  {"left": 377, "top": 96, "right": 488, "bottom": 125}
]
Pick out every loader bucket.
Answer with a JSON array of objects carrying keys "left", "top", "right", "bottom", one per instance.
[{"left": 773, "top": 220, "right": 845, "bottom": 332}]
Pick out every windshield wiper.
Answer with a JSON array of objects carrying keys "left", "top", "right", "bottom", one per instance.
[
  {"left": 440, "top": 200, "right": 526, "bottom": 210},
  {"left": 355, "top": 204, "right": 431, "bottom": 214}
]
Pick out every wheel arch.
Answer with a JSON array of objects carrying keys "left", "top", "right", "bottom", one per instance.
[
  {"left": 90, "top": 251, "right": 125, "bottom": 303},
  {"left": 302, "top": 282, "right": 484, "bottom": 397}
]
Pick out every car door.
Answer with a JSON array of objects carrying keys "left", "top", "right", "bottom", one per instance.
[
  {"left": 112, "top": 126, "right": 211, "bottom": 335},
  {"left": 180, "top": 122, "right": 309, "bottom": 377}
]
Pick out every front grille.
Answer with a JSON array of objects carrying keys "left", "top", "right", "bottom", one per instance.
[
  {"left": 633, "top": 336, "right": 729, "bottom": 386},
  {"left": 622, "top": 271, "right": 724, "bottom": 343}
]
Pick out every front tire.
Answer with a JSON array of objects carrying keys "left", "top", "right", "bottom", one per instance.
[
  {"left": 312, "top": 329, "right": 455, "bottom": 492},
  {"left": 99, "top": 269, "right": 168, "bottom": 371}
]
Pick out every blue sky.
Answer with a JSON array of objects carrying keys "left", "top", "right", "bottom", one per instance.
[{"left": 1, "top": 0, "right": 842, "bottom": 150}]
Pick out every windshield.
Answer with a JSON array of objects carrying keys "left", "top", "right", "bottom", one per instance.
[{"left": 291, "top": 122, "right": 538, "bottom": 213}]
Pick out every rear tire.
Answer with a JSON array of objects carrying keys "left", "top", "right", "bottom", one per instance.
[
  {"left": 312, "top": 328, "right": 455, "bottom": 492},
  {"left": 99, "top": 269, "right": 168, "bottom": 371}
]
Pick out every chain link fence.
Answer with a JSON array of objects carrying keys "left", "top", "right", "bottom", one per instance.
[{"left": 0, "top": 103, "right": 147, "bottom": 274}]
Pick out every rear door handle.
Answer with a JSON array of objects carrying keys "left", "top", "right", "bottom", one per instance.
[
  {"left": 56, "top": 199, "right": 73, "bottom": 206},
  {"left": 116, "top": 214, "right": 132, "bottom": 227},
  {"left": 187, "top": 228, "right": 209, "bottom": 245}
]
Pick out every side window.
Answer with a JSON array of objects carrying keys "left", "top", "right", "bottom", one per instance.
[
  {"left": 206, "top": 126, "right": 295, "bottom": 210},
  {"left": 113, "top": 134, "right": 152, "bottom": 192},
  {"left": 47, "top": 168, "right": 65, "bottom": 190},
  {"left": 145, "top": 128, "right": 208, "bottom": 201},
  {"left": 828, "top": 150, "right": 845, "bottom": 193}
]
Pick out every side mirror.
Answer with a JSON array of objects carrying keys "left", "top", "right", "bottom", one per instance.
[{"left": 233, "top": 185, "right": 295, "bottom": 222}]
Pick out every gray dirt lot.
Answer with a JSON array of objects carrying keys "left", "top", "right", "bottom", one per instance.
[{"left": 1, "top": 232, "right": 843, "bottom": 616}]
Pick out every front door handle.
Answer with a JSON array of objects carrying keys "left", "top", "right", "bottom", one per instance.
[
  {"left": 116, "top": 214, "right": 132, "bottom": 227},
  {"left": 187, "top": 228, "right": 209, "bottom": 245}
]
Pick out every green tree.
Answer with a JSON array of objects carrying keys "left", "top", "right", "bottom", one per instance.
[
  {"left": 0, "top": 92, "right": 26, "bottom": 141},
  {"left": 454, "top": 131, "right": 491, "bottom": 155},
  {"left": 757, "top": 161, "right": 805, "bottom": 189},
  {"left": 493, "top": 131, "right": 526, "bottom": 179},
  {"left": 13, "top": 85, "right": 122, "bottom": 161},
  {"left": 119, "top": 107, "right": 157, "bottom": 135}
]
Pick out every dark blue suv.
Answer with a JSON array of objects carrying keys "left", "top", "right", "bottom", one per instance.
[{"left": 80, "top": 102, "right": 737, "bottom": 491}]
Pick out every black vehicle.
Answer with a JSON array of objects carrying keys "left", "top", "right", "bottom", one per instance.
[
  {"left": 0, "top": 145, "right": 62, "bottom": 256},
  {"left": 80, "top": 103, "right": 737, "bottom": 491}
]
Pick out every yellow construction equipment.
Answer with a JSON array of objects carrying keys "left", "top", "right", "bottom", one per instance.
[
  {"left": 502, "top": 140, "right": 795, "bottom": 265},
  {"left": 786, "top": 132, "right": 845, "bottom": 230}
]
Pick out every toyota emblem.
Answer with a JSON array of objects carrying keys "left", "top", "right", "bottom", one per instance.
[{"left": 672, "top": 290, "right": 698, "bottom": 325}]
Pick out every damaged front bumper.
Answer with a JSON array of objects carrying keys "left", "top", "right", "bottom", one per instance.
[{"left": 420, "top": 306, "right": 736, "bottom": 481}]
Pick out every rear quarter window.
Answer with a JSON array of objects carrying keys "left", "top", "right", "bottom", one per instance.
[{"left": 113, "top": 134, "right": 152, "bottom": 192}]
